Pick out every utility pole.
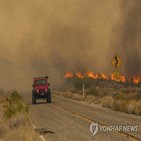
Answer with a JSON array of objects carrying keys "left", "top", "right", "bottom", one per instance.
[{"left": 83, "top": 84, "right": 85, "bottom": 97}]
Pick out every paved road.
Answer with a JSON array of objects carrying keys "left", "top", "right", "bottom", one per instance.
[{"left": 22, "top": 93, "right": 141, "bottom": 141}]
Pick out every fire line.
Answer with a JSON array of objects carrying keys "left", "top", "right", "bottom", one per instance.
[{"left": 64, "top": 71, "right": 141, "bottom": 84}]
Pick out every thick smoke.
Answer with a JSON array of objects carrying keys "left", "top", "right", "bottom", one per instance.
[
  {"left": 111, "top": 0, "right": 141, "bottom": 76},
  {"left": 0, "top": 0, "right": 134, "bottom": 91}
]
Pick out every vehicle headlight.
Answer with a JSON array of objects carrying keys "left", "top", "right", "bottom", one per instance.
[{"left": 36, "top": 89, "right": 39, "bottom": 93}]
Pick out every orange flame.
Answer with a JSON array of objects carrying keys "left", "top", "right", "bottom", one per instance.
[
  {"left": 86, "top": 71, "right": 99, "bottom": 79},
  {"left": 64, "top": 71, "right": 74, "bottom": 78},
  {"left": 75, "top": 72, "right": 84, "bottom": 78},
  {"left": 120, "top": 75, "right": 126, "bottom": 83},
  {"left": 133, "top": 75, "right": 140, "bottom": 84},
  {"left": 64, "top": 71, "right": 141, "bottom": 84},
  {"left": 110, "top": 73, "right": 116, "bottom": 81},
  {"left": 101, "top": 73, "right": 109, "bottom": 80}
]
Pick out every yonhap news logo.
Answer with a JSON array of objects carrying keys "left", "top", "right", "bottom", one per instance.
[
  {"left": 89, "top": 122, "right": 138, "bottom": 136},
  {"left": 89, "top": 122, "right": 99, "bottom": 136}
]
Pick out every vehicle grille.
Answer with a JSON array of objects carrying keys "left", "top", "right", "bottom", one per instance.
[{"left": 39, "top": 89, "right": 45, "bottom": 93}]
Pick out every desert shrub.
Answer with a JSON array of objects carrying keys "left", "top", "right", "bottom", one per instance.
[
  {"left": 73, "top": 78, "right": 91, "bottom": 90},
  {"left": 134, "top": 101, "right": 141, "bottom": 116},
  {"left": 135, "top": 91, "right": 141, "bottom": 100},
  {"left": 127, "top": 100, "right": 137, "bottom": 114},
  {"left": 3, "top": 91, "right": 28, "bottom": 120},
  {"left": 0, "top": 123, "right": 7, "bottom": 138},
  {"left": 121, "top": 87, "right": 135, "bottom": 94},
  {"left": 113, "top": 93, "right": 128, "bottom": 100},
  {"left": 86, "top": 88, "right": 99, "bottom": 97},
  {"left": 73, "top": 79, "right": 84, "bottom": 90},
  {"left": 62, "top": 92, "right": 72, "bottom": 98},
  {"left": 62, "top": 92, "right": 85, "bottom": 101},
  {"left": 119, "top": 100, "right": 129, "bottom": 113},
  {"left": 2, "top": 119, "right": 39, "bottom": 141},
  {"left": 72, "top": 94, "right": 85, "bottom": 101},
  {"left": 85, "top": 95, "right": 97, "bottom": 103},
  {"left": 113, "top": 94, "right": 125, "bottom": 111},
  {"left": 66, "top": 77, "right": 96, "bottom": 91},
  {"left": 101, "top": 96, "right": 114, "bottom": 108},
  {"left": 0, "top": 91, "right": 39, "bottom": 141}
]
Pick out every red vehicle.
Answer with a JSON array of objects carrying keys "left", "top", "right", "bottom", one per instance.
[{"left": 32, "top": 76, "right": 51, "bottom": 104}]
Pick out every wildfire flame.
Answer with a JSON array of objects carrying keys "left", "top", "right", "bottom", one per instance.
[
  {"left": 85, "top": 71, "right": 99, "bottom": 79},
  {"left": 75, "top": 72, "right": 84, "bottom": 78},
  {"left": 133, "top": 75, "right": 140, "bottom": 84},
  {"left": 64, "top": 71, "right": 141, "bottom": 84},
  {"left": 101, "top": 73, "right": 109, "bottom": 80},
  {"left": 64, "top": 71, "right": 74, "bottom": 78}
]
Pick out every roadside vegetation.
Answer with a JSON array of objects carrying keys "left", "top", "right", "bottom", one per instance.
[
  {"left": 0, "top": 90, "right": 39, "bottom": 141},
  {"left": 101, "top": 94, "right": 141, "bottom": 115},
  {"left": 57, "top": 78, "right": 141, "bottom": 116}
]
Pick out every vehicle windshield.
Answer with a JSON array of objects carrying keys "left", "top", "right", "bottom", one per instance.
[{"left": 34, "top": 79, "right": 47, "bottom": 85}]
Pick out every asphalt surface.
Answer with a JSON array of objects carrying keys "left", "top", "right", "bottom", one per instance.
[{"left": 22, "top": 93, "right": 141, "bottom": 141}]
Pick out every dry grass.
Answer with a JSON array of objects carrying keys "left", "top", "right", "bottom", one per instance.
[
  {"left": 0, "top": 115, "right": 39, "bottom": 141},
  {"left": 2, "top": 119, "right": 39, "bottom": 141},
  {"left": 61, "top": 91, "right": 100, "bottom": 103},
  {"left": 134, "top": 101, "right": 141, "bottom": 115},
  {"left": 72, "top": 94, "right": 85, "bottom": 101},
  {"left": 118, "top": 100, "right": 129, "bottom": 113},
  {"left": 101, "top": 96, "right": 114, "bottom": 108},
  {"left": 127, "top": 100, "right": 137, "bottom": 114},
  {"left": 0, "top": 91, "right": 40, "bottom": 141},
  {"left": 85, "top": 95, "right": 99, "bottom": 104},
  {"left": 102, "top": 95, "right": 141, "bottom": 116},
  {"left": 59, "top": 91, "right": 101, "bottom": 104},
  {"left": 62, "top": 92, "right": 85, "bottom": 101},
  {"left": 57, "top": 91, "right": 141, "bottom": 116}
]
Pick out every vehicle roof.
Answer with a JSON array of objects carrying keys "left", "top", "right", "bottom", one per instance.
[{"left": 34, "top": 76, "right": 48, "bottom": 80}]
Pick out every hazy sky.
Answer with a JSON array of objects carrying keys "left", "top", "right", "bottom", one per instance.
[{"left": 0, "top": 0, "right": 140, "bottom": 91}]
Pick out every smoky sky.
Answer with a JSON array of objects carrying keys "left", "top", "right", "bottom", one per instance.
[
  {"left": 0, "top": 0, "right": 140, "bottom": 91},
  {"left": 111, "top": 0, "right": 141, "bottom": 76}
]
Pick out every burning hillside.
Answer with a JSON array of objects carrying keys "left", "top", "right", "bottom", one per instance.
[{"left": 64, "top": 71, "right": 141, "bottom": 85}]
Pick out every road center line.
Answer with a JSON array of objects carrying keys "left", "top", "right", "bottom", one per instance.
[{"left": 52, "top": 103, "right": 139, "bottom": 141}]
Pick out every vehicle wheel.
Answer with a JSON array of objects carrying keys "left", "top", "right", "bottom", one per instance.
[
  {"left": 47, "top": 90, "right": 51, "bottom": 103},
  {"left": 32, "top": 93, "right": 36, "bottom": 104}
]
